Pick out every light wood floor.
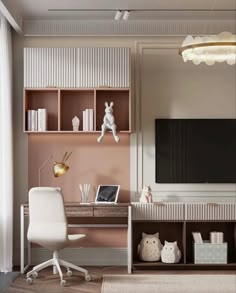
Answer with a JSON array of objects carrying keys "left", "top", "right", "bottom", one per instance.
[
  {"left": 6, "top": 267, "right": 127, "bottom": 293},
  {"left": 6, "top": 267, "right": 235, "bottom": 293}
]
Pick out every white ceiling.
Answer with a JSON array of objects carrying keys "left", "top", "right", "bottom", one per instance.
[
  {"left": 0, "top": 0, "right": 235, "bottom": 35},
  {"left": 1, "top": 0, "right": 236, "bottom": 20}
]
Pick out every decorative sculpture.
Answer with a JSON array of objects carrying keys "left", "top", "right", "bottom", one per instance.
[
  {"left": 72, "top": 116, "right": 80, "bottom": 131},
  {"left": 97, "top": 102, "right": 120, "bottom": 143},
  {"left": 137, "top": 232, "right": 163, "bottom": 262},
  {"left": 139, "top": 185, "right": 153, "bottom": 203},
  {"left": 161, "top": 241, "right": 181, "bottom": 263}
]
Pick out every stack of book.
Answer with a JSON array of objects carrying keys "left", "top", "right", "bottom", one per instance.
[
  {"left": 83, "top": 109, "right": 94, "bottom": 131},
  {"left": 210, "top": 232, "right": 224, "bottom": 243},
  {"left": 27, "top": 109, "right": 47, "bottom": 131}
]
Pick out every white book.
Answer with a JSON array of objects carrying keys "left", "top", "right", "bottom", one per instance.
[
  {"left": 192, "top": 232, "right": 203, "bottom": 243},
  {"left": 88, "top": 109, "right": 93, "bottom": 131},
  {"left": 27, "top": 110, "right": 32, "bottom": 131},
  {"left": 83, "top": 110, "right": 87, "bottom": 131},
  {"left": 31, "top": 110, "right": 37, "bottom": 131},
  {"left": 86, "top": 109, "right": 92, "bottom": 131},
  {"left": 34, "top": 111, "right": 38, "bottom": 131},
  {"left": 38, "top": 108, "right": 47, "bottom": 131}
]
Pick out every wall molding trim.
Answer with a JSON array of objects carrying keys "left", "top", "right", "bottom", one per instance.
[
  {"left": 18, "top": 247, "right": 127, "bottom": 266},
  {"left": 22, "top": 19, "right": 236, "bottom": 36},
  {"left": 131, "top": 40, "right": 236, "bottom": 202}
]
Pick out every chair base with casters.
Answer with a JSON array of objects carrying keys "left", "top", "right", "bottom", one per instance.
[{"left": 26, "top": 250, "right": 91, "bottom": 287}]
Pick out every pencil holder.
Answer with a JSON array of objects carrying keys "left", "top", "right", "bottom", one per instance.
[{"left": 79, "top": 184, "right": 90, "bottom": 203}]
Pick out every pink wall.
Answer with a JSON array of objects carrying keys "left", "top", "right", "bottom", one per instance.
[{"left": 28, "top": 133, "right": 130, "bottom": 247}]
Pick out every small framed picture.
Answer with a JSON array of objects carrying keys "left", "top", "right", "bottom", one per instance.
[{"left": 95, "top": 185, "right": 120, "bottom": 204}]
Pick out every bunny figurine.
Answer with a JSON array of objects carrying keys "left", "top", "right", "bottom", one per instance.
[{"left": 97, "top": 101, "right": 120, "bottom": 143}]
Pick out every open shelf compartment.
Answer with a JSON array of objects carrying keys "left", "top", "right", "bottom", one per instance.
[
  {"left": 60, "top": 89, "right": 95, "bottom": 131},
  {"left": 24, "top": 89, "right": 59, "bottom": 132},
  {"left": 95, "top": 89, "right": 130, "bottom": 132},
  {"left": 132, "top": 221, "right": 185, "bottom": 266}
]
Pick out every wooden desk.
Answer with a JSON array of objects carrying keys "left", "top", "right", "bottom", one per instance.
[{"left": 20, "top": 202, "right": 132, "bottom": 274}]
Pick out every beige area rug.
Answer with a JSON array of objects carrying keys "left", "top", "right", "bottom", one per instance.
[{"left": 101, "top": 274, "right": 236, "bottom": 293}]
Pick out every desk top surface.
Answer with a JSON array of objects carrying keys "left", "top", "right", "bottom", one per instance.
[{"left": 22, "top": 202, "right": 130, "bottom": 207}]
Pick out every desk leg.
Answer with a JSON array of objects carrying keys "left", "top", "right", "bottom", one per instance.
[
  {"left": 128, "top": 206, "right": 132, "bottom": 274},
  {"left": 20, "top": 205, "right": 24, "bottom": 274},
  {"left": 20, "top": 205, "right": 31, "bottom": 274}
]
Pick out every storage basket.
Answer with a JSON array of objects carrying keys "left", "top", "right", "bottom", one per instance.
[{"left": 194, "top": 241, "right": 227, "bottom": 264}]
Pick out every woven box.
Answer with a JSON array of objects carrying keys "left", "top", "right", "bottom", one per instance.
[{"left": 194, "top": 241, "right": 227, "bottom": 264}]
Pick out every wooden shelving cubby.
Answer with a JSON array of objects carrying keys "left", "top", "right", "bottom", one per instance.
[
  {"left": 23, "top": 87, "right": 131, "bottom": 134},
  {"left": 24, "top": 89, "right": 59, "bottom": 132},
  {"left": 131, "top": 203, "right": 236, "bottom": 271},
  {"left": 132, "top": 220, "right": 236, "bottom": 271}
]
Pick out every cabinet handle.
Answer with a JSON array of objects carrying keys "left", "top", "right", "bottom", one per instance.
[
  {"left": 154, "top": 202, "right": 165, "bottom": 206},
  {"left": 207, "top": 202, "right": 219, "bottom": 207}
]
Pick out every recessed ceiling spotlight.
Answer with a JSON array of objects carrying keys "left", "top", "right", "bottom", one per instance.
[
  {"left": 114, "top": 10, "right": 123, "bottom": 20},
  {"left": 122, "top": 10, "right": 130, "bottom": 20}
]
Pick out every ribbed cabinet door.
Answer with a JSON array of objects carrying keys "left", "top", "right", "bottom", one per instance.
[
  {"left": 24, "top": 48, "right": 77, "bottom": 88},
  {"left": 24, "top": 47, "right": 130, "bottom": 88},
  {"left": 76, "top": 47, "right": 130, "bottom": 87}
]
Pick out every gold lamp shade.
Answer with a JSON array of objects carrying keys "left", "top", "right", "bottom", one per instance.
[
  {"left": 38, "top": 152, "right": 72, "bottom": 186},
  {"left": 53, "top": 162, "right": 69, "bottom": 178}
]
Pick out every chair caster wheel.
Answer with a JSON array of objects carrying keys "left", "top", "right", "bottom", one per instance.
[
  {"left": 67, "top": 270, "right": 72, "bottom": 277},
  {"left": 85, "top": 274, "right": 91, "bottom": 281},
  {"left": 60, "top": 279, "right": 67, "bottom": 287},
  {"left": 32, "top": 272, "right": 38, "bottom": 279},
  {"left": 26, "top": 277, "right": 33, "bottom": 285}
]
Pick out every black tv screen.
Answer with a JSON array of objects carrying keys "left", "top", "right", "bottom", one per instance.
[{"left": 155, "top": 119, "right": 236, "bottom": 183}]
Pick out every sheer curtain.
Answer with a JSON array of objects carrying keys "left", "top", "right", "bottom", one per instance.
[{"left": 0, "top": 13, "right": 13, "bottom": 272}]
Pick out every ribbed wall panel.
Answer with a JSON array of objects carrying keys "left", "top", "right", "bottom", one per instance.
[
  {"left": 76, "top": 48, "right": 129, "bottom": 87},
  {"left": 24, "top": 48, "right": 76, "bottom": 88},
  {"left": 186, "top": 203, "right": 236, "bottom": 221},
  {"left": 132, "top": 203, "right": 185, "bottom": 221},
  {"left": 22, "top": 19, "right": 236, "bottom": 36}
]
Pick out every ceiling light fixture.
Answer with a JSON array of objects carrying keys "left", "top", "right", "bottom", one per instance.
[
  {"left": 114, "top": 10, "right": 123, "bottom": 20},
  {"left": 179, "top": 32, "right": 236, "bottom": 65},
  {"left": 122, "top": 10, "right": 130, "bottom": 20}
]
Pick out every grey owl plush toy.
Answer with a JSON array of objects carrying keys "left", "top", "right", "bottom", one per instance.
[
  {"left": 161, "top": 241, "right": 181, "bottom": 263},
  {"left": 137, "top": 232, "right": 163, "bottom": 262}
]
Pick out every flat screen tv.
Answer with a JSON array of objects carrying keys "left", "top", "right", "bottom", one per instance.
[{"left": 155, "top": 119, "right": 236, "bottom": 183}]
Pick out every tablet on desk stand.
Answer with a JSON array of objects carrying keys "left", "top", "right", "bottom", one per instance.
[{"left": 95, "top": 185, "right": 120, "bottom": 204}]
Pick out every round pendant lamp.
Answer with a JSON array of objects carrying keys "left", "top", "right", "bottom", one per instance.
[{"left": 179, "top": 32, "right": 236, "bottom": 65}]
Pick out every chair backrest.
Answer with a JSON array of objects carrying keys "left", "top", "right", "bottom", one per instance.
[{"left": 27, "top": 187, "right": 68, "bottom": 248}]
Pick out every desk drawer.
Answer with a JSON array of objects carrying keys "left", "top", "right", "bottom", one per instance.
[
  {"left": 94, "top": 206, "right": 128, "bottom": 217},
  {"left": 66, "top": 206, "right": 93, "bottom": 217}
]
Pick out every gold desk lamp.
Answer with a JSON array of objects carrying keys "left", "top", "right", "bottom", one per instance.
[{"left": 38, "top": 152, "right": 72, "bottom": 186}]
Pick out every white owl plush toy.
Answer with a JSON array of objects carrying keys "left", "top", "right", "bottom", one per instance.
[
  {"left": 138, "top": 232, "right": 163, "bottom": 262},
  {"left": 161, "top": 241, "right": 181, "bottom": 263}
]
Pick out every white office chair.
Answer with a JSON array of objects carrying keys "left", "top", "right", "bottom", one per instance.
[{"left": 26, "top": 187, "right": 91, "bottom": 287}]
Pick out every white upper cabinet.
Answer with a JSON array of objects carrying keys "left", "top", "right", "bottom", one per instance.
[{"left": 24, "top": 47, "right": 130, "bottom": 88}]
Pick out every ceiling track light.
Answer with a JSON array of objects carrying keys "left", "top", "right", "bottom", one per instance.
[
  {"left": 122, "top": 10, "right": 130, "bottom": 20},
  {"left": 114, "top": 10, "right": 123, "bottom": 20}
]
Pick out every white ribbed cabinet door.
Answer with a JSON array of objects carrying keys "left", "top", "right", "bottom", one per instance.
[
  {"left": 76, "top": 48, "right": 130, "bottom": 87},
  {"left": 24, "top": 48, "right": 77, "bottom": 88}
]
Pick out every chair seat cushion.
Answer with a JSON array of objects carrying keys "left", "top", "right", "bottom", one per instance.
[{"left": 68, "top": 234, "right": 86, "bottom": 242}]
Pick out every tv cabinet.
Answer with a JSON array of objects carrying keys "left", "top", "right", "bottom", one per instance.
[
  {"left": 131, "top": 203, "right": 236, "bottom": 271},
  {"left": 24, "top": 88, "right": 131, "bottom": 133}
]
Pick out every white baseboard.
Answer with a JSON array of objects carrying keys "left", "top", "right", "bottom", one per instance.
[{"left": 30, "top": 247, "right": 127, "bottom": 266}]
